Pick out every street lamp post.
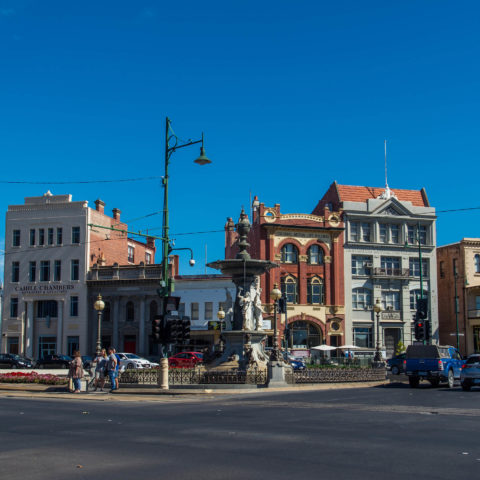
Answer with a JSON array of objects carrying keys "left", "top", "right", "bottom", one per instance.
[
  {"left": 373, "top": 298, "right": 383, "bottom": 363},
  {"left": 270, "top": 283, "right": 282, "bottom": 361},
  {"left": 93, "top": 294, "right": 105, "bottom": 356},
  {"left": 217, "top": 305, "right": 226, "bottom": 352}
]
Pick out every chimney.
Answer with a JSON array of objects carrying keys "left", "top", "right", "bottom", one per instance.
[
  {"left": 112, "top": 208, "right": 121, "bottom": 221},
  {"left": 95, "top": 199, "right": 105, "bottom": 214},
  {"left": 146, "top": 236, "right": 155, "bottom": 248}
]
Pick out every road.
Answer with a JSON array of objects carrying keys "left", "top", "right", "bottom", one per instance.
[{"left": 0, "top": 382, "right": 479, "bottom": 480}]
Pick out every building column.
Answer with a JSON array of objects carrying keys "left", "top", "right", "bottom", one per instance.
[
  {"left": 25, "top": 301, "right": 34, "bottom": 359},
  {"left": 56, "top": 300, "right": 64, "bottom": 354},
  {"left": 113, "top": 298, "right": 120, "bottom": 349},
  {"left": 138, "top": 297, "right": 145, "bottom": 356}
]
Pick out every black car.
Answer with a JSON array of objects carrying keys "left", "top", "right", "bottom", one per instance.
[
  {"left": 82, "top": 355, "right": 93, "bottom": 369},
  {"left": 35, "top": 354, "right": 72, "bottom": 369},
  {"left": 0, "top": 354, "right": 33, "bottom": 369},
  {"left": 386, "top": 353, "right": 406, "bottom": 375}
]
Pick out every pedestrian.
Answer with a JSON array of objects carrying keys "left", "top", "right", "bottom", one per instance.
[
  {"left": 113, "top": 348, "right": 121, "bottom": 390},
  {"left": 93, "top": 348, "right": 108, "bottom": 392},
  {"left": 69, "top": 350, "right": 84, "bottom": 393},
  {"left": 107, "top": 347, "right": 118, "bottom": 393}
]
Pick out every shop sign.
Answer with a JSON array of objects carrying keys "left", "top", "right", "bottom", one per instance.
[{"left": 14, "top": 284, "right": 75, "bottom": 295}]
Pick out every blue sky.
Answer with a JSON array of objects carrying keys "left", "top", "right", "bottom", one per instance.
[{"left": 1, "top": 1, "right": 479, "bottom": 277}]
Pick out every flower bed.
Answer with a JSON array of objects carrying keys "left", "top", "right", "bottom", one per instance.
[{"left": 0, "top": 372, "right": 68, "bottom": 385}]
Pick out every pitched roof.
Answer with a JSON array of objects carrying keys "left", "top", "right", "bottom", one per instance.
[{"left": 336, "top": 184, "right": 429, "bottom": 207}]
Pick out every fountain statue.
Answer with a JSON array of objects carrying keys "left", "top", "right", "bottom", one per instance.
[{"left": 207, "top": 208, "right": 279, "bottom": 369}]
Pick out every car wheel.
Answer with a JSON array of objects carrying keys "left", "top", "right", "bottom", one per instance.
[
  {"left": 461, "top": 381, "right": 471, "bottom": 392},
  {"left": 127, "top": 363, "right": 134, "bottom": 369},
  {"left": 408, "top": 376, "right": 420, "bottom": 388},
  {"left": 391, "top": 366, "right": 400, "bottom": 375},
  {"left": 447, "top": 369, "right": 455, "bottom": 388}
]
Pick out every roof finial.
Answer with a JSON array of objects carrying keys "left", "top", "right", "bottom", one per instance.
[{"left": 378, "top": 139, "right": 396, "bottom": 200}]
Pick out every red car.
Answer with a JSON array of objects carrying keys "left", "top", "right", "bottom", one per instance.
[{"left": 168, "top": 352, "right": 204, "bottom": 368}]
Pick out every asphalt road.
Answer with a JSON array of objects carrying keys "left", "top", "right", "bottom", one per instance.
[{"left": 1, "top": 382, "right": 479, "bottom": 480}]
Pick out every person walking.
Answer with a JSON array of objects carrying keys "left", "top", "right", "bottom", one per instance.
[
  {"left": 93, "top": 348, "right": 108, "bottom": 391},
  {"left": 107, "top": 347, "right": 118, "bottom": 393},
  {"left": 114, "top": 348, "right": 121, "bottom": 391},
  {"left": 69, "top": 351, "right": 84, "bottom": 393}
]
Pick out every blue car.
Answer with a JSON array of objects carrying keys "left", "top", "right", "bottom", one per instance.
[
  {"left": 289, "top": 359, "right": 306, "bottom": 371},
  {"left": 386, "top": 353, "right": 406, "bottom": 375}
]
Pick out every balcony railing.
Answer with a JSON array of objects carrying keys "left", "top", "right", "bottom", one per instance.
[
  {"left": 468, "top": 309, "right": 480, "bottom": 319},
  {"left": 372, "top": 267, "right": 410, "bottom": 278}
]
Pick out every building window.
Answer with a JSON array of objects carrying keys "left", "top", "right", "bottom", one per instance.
[
  {"left": 281, "top": 244, "right": 298, "bottom": 264},
  {"left": 440, "top": 261, "right": 445, "bottom": 278},
  {"left": 70, "top": 297, "right": 79, "bottom": 317},
  {"left": 126, "top": 301, "right": 134, "bottom": 321},
  {"left": 145, "top": 252, "right": 152, "bottom": 265},
  {"left": 409, "top": 258, "right": 429, "bottom": 277},
  {"left": 71, "top": 259, "right": 79, "bottom": 281},
  {"left": 103, "top": 302, "right": 111, "bottom": 322},
  {"left": 67, "top": 336, "right": 79, "bottom": 356},
  {"left": 30, "top": 229, "right": 36, "bottom": 246},
  {"left": 381, "top": 291, "right": 400, "bottom": 311},
  {"left": 380, "top": 257, "right": 400, "bottom": 275},
  {"left": 29, "top": 261, "right": 36, "bottom": 282},
  {"left": 40, "top": 261, "right": 50, "bottom": 282},
  {"left": 455, "top": 296, "right": 460, "bottom": 314},
  {"left": 361, "top": 223, "right": 371, "bottom": 242},
  {"left": 353, "top": 327, "right": 373, "bottom": 348},
  {"left": 12, "top": 229, "right": 20, "bottom": 247},
  {"left": 352, "top": 255, "right": 372, "bottom": 276},
  {"left": 38, "top": 336, "right": 57, "bottom": 358},
  {"left": 290, "top": 321, "right": 322, "bottom": 349},
  {"left": 71, "top": 226, "right": 80, "bottom": 244},
  {"left": 39, "top": 229, "right": 45, "bottom": 246},
  {"left": 11, "top": 262, "right": 20, "bottom": 282},
  {"left": 410, "top": 290, "right": 428, "bottom": 310},
  {"left": 390, "top": 225, "right": 399, "bottom": 244},
  {"left": 10, "top": 298, "right": 18, "bottom": 317},
  {"left": 205, "top": 302, "right": 213, "bottom": 320},
  {"left": 178, "top": 303, "right": 186, "bottom": 317},
  {"left": 308, "top": 245, "right": 323, "bottom": 265},
  {"left": 128, "top": 245, "right": 135, "bottom": 263},
  {"left": 48, "top": 228, "right": 54, "bottom": 245},
  {"left": 281, "top": 276, "right": 298, "bottom": 304},
  {"left": 352, "top": 288, "right": 372, "bottom": 310},
  {"left": 453, "top": 258, "right": 458, "bottom": 276},
  {"left": 191, "top": 303, "right": 199, "bottom": 320},
  {"left": 476, "top": 296, "right": 480, "bottom": 310},
  {"left": 7, "top": 337, "right": 19, "bottom": 355},
  {"left": 379, "top": 224, "right": 388, "bottom": 243},
  {"left": 408, "top": 225, "right": 427, "bottom": 245},
  {"left": 475, "top": 254, "right": 480, "bottom": 274},
  {"left": 37, "top": 300, "right": 57, "bottom": 318},
  {"left": 57, "top": 228, "right": 63, "bottom": 245},
  {"left": 307, "top": 277, "right": 324, "bottom": 304},
  {"left": 54, "top": 260, "right": 61, "bottom": 281},
  {"left": 350, "top": 222, "right": 359, "bottom": 242}
]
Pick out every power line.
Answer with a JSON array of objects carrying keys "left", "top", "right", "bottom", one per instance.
[
  {"left": 0, "top": 176, "right": 163, "bottom": 185},
  {"left": 436, "top": 206, "right": 480, "bottom": 213}
]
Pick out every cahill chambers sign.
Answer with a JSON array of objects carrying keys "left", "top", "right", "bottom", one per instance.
[{"left": 15, "top": 284, "right": 76, "bottom": 294}]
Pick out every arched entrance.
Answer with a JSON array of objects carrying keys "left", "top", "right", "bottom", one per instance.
[{"left": 289, "top": 321, "right": 323, "bottom": 349}]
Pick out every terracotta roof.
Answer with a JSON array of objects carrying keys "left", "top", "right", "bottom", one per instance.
[{"left": 336, "top": 184, "right": 428, "bottom": 207}]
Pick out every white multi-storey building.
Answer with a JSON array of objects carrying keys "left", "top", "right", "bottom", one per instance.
[{"left": 314, "top": 182, "right": 438, "bottom": 357}]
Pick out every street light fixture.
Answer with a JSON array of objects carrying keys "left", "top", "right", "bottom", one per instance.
[
  {"left": 217, "top": 306, "right": 226, "bottom": 352},
  {"left": 270, "top": 283, "right": 282, "bottom": 361},
  {"left": 373, "top": 298, "right": 383, "bottom": 363},
  {"left": 93, "top": 294, "right": 105, "bottom": 356},
  {"left": 161, "top": 116, "right": 212, "bottom": 303}
]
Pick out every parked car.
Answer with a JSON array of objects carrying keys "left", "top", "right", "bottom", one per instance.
[
  {"left": 404, "top": 344, "right": 464, "bottom": 388},
  {"left": 82, "top": 355, "right": 93, "bottom": 370},
  {"left": 115, "top": 352, "right": 158, "bottom": 369},
  {"left": 289, "top": 359, "right": 306, "bottom": 371},
  {"left": 168, "top": 352, "right": 204, "bottom": 368},
  {"left": 35, "top": 354, "right": 73, "bottom": 369},
  {"left": 460, "top": 354, "right": 480, "bottom": 391},
  {"left": 387, "top": 353, "right": 406, "bottom": 375},
  {"left": 0, "top": 354, "right": 33, "bottom": 369}
]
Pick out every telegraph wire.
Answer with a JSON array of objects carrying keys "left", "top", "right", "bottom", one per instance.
[{"left": 0, "top": 176, "right": 163, "bottom": 185}]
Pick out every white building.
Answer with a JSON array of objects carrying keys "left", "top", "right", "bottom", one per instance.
[{"left": 314, "top": 182, "right": 438, "bottom": 357}]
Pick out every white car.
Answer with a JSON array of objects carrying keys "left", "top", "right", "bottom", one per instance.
[{"left": 116, "top": 353, "right": 159, "bottom": 370}]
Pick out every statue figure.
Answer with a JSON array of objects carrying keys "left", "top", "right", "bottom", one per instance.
[
  {"left": 252, "top": 276, "right": 264, "bottom": 331},
  {"left": 223, "top": 288, "right": 234, "bottom": 331},
  {"left": 238, "top": 287, "right": 254, "bottom": 330}
]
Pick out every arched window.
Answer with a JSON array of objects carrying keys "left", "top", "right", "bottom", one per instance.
[
  {"left": 103, "top": 301, "right": 111, "bottom": 322},
  {"left": 281, "top": 244, "right": 298, "bottom": 264},
  {"left": 307, "top": 277, "right": 324, "bottom": 304},
  {"left": 352, "top": 288, "right": 372, "bottom": 310},
  {"left": 126, "top": 301, "right": 134, "bottom": 321},
  {"left": 308, "top": 245, "right": 324, "bottom": 265},
  {"left": 410, "top": 290, "right": 428, "bottom": 310},
  {"left": 475, "top": 254, "right": 480, "bottom": 274},
  {"left": 281, "top": 276, "right": 298, "bottom": 304},
  {"left": 290, "top": 321, "right": 322, "bottom": 349}
]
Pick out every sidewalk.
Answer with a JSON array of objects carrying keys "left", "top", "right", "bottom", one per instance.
[{"left": 0, "top": 380, "right": 388, "bottom": 402}]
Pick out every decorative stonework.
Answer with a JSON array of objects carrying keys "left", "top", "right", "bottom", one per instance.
[
  {"left": 324, "top": 256, "right": 332, "bottom": 263},
  {"left": 299, "top": 254, "right": 308, "bottom": 263},
  {"left": 328, "top": 214, "right": 340, "bottom": 227}
]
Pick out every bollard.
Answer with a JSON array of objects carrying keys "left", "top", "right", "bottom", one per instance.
[{"left": 158, "top": 358, "right": 169, "bottom": 390}]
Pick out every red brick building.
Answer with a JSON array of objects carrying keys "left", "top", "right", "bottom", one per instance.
[{"left": 225, "top": 198, "right": 345, "bottom": 355}]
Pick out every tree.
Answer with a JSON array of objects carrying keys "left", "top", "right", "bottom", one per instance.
[{"left": 395, "top": 341, "right": 406, "bottom": 356}]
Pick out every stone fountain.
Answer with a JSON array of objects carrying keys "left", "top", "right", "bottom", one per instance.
[{"left": 207, "top": 208, "right": 278, "bottom": 370}]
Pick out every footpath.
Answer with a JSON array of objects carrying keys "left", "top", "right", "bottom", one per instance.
[{"left": 0, "top": 380, "right": 389, "bottom": 402}]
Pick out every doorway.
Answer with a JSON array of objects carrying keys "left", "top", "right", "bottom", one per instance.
[{"left": 123, "top": 335, "right": 136, "bottom": 354}]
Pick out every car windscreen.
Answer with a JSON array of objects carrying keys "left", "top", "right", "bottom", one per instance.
[
  {"left": 125, "top": 354, "right": 140, "bottom": 359},
  {"left": 195, "top": 353, "right": 204, "bottom": 359},
  {"left": 59, "top": 355, "right": 72, "bottom": 360},
  {"left": 466, "top": 356, "right": 480, "bottom": 364}
]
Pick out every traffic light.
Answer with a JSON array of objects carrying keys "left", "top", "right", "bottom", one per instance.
[
  {"left": 278, "top": 295, "right": 287, "bottom": 313},
  {"left": 165, "top": 315, "right": 182, "bottom": 343},
  {"left": 414, "top": 320, "right": 426, "bottom": 341},
  {"left": 416, "top": 298, "right": 428, "bottom": 320},
  {"left": 181, "top": 316, "right": 191, "bottom": 342},
  {"left": 152, "top": 315, "right": 163, "bottom": 343}
]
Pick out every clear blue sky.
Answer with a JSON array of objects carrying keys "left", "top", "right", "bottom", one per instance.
[{"left": 1, "top": 1, "right": 479, "bottom": 277}]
